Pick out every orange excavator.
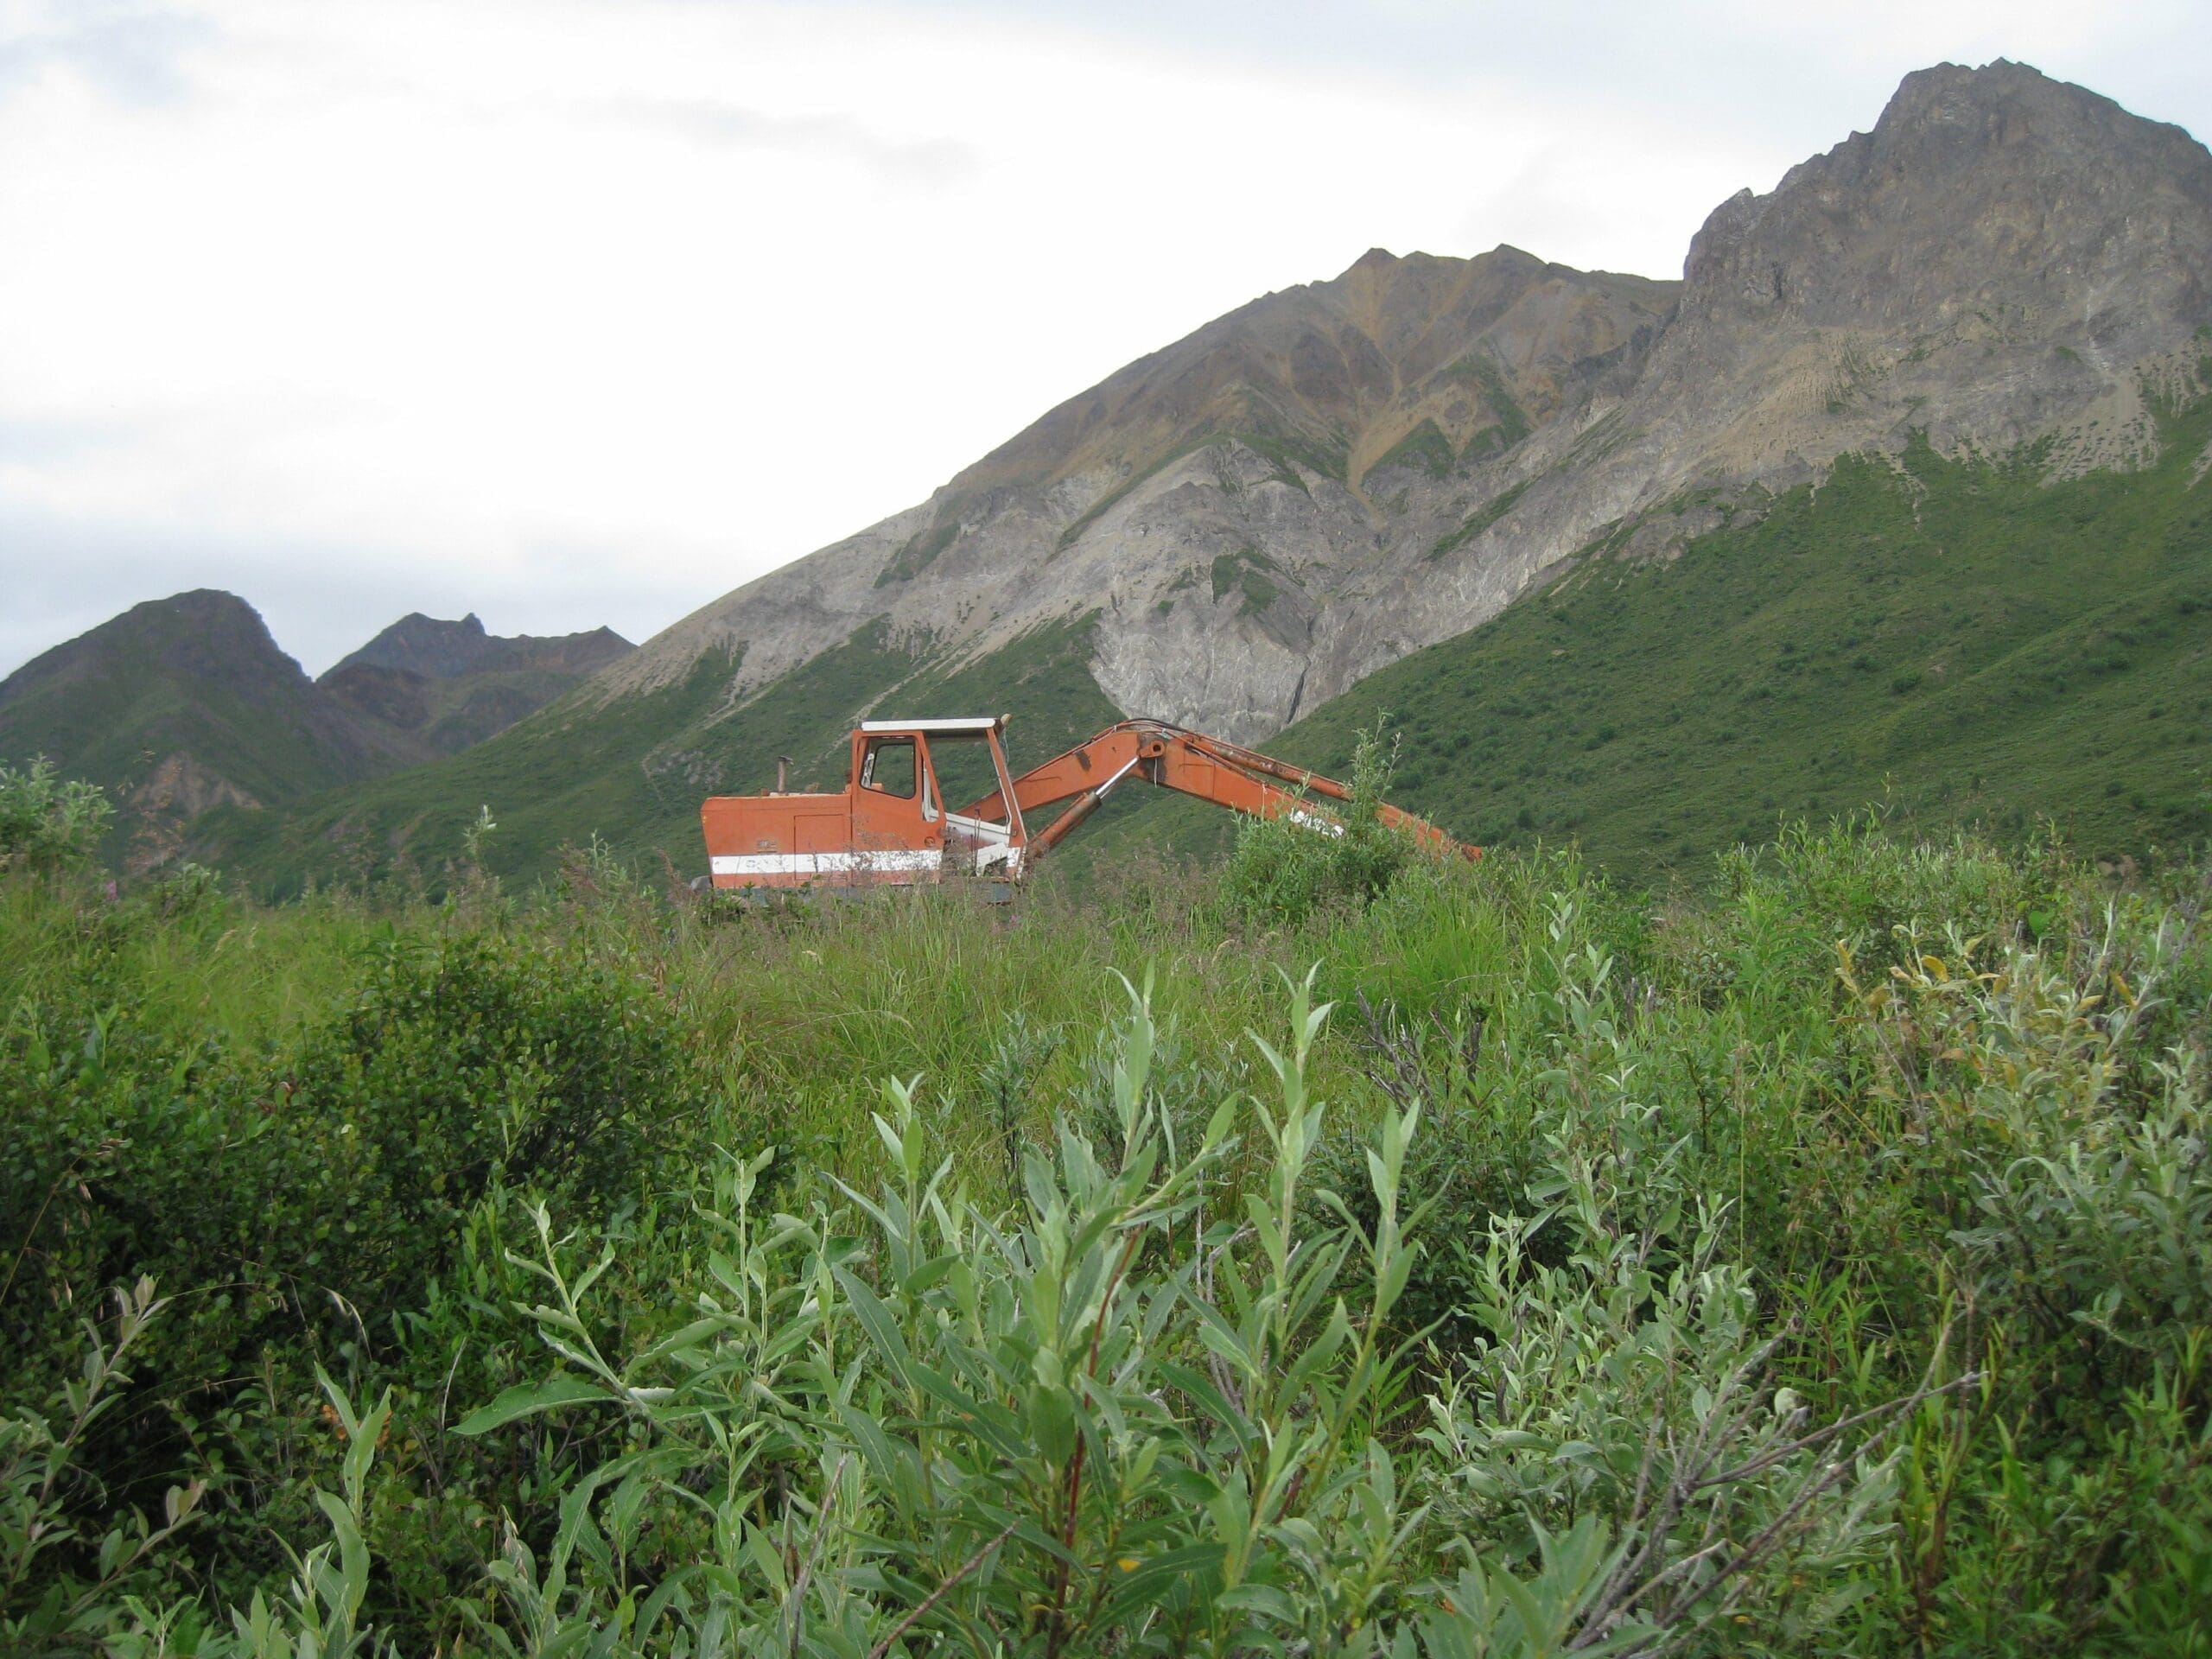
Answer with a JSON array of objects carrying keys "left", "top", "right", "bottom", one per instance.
[{"left": 699, "top": 715, "right": 1476, "bottom": 894}]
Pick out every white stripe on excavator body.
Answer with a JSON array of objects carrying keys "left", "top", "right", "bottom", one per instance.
[{"left": 710, "top": 850, "right": 944, "bottom": 876}]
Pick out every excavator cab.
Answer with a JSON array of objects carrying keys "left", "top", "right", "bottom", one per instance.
[
  {"left": 701, "top": 715, "right": 1027, "bottom": 893},
  {"left": 882, "top": 719, "right": 1030, "bottom": 878}
]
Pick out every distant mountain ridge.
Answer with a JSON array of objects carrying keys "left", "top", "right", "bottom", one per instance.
[
  {"left": 0, "top": 592, "right": 421, "bottom": 871},
  {"left": 321, "top": 613, "right": 633, "bottom": 756},
  {"left": 331, "top": 613, "right": 632, "bottom": 681},
  {"left": 0, "top": 594, "right": 632, "bottom": 870}
]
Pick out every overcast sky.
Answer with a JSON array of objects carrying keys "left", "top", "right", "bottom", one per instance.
[{"left": 3, "top": 0, "right": 2208, "bottom": 678}]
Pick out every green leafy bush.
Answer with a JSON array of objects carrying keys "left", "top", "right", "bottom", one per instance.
[
  {"left": 1841, "top": 918, "right": 2211, "bottom": 1370},
  {"left": 1223, "top": 724, "right": 1423, "bottom": 925},
  {"left": 416, "top": 970, "right": 1915, "bottom": 1656},
  {"left": 281, "top": 932, "right": 706, "bottom": 1324},
  {"left": 2, "top": 928, "right": 706, "bottom": 1382},
  {"left": 0, "top": 1281, "right": 210, "bottom": 1650},
  {"left": 0, "top": 918, "right": 719, "bottom": 1637},
  {"left": 0, "top": 759, "right": 112, "bottom": 873}
]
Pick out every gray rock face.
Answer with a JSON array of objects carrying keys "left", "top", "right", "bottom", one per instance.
[{"left": 597, "top": 60, "right": 2212, "bottom": 746}]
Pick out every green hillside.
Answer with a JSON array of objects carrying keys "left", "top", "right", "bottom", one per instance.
[
  {"left": 200, "top": 375, "right": 2212, "bottom": 899},
  {"left": 1064, "top": 374, "right": 2212, "bottom": 887},
  {"left": 0, "top": 591, "right": 429, "bottom": 871},
  {"left": 0, "top": 594, "right": 397, "bottom": 806},
  {"left": 321, "top": 661, "right": 615, "bottom": 755},
  {"left": 199, "top": 615, "right": 1125, "bottom": 895}
]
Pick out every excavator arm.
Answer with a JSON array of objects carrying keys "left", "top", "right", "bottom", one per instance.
[{"left": 960, "top": 718, "right": 1478, "bottom": 861}]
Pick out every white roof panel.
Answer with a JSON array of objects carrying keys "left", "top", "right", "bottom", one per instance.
[{"left": 858, "top": 716, "right": 1001, "bottom": 734}]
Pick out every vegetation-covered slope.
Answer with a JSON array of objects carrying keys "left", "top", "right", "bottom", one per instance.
[
  {"left": 0, "top": 596, "right": 646, "bottom": 878},
  {"left": 319, "top": 613, "right": 634, "bottom": 756},
  {"left": 196, "top": 372, "right": 2212, "bottom": 899},
  {"left": 1076, "top": 376, "right": 2212, "bottom": 887},
  {"left": 199, "top": 377, "right": 2212, "bottom": 900},
  {"left": 0, "top": 591, "right": 429, "bottom": 873}
]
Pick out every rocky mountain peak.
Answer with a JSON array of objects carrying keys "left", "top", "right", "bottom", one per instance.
[
  {"left": 317, "top": 613, "right": 637, "bottom": 757},
  {"left": 328, "top": 613, "right": 633, "bottom": 683},
  {"left": 0, "top": 590, "right": 306, "bottom": 705},
  {"left": 1681, "top": 57, "right": 2212, "bottom": 337},
  {"left": 333, "top": 612, "right": 493, "bottom": 679}
]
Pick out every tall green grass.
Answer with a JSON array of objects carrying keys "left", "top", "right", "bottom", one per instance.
[{"left": 3, "top": 795, "right": 2208, "bottom": 1653}]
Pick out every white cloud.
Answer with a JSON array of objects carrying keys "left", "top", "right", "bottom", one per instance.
[{"left": 1, "top": 0, "right": 2206, "bottom": 677}]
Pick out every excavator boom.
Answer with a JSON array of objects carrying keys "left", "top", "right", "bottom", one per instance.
[
  {"left": 698, "top": 714, "right": 1475, "bottom": 895},
  {"left": 963, "top": 719, "right": 1475, "bottom": 860}
]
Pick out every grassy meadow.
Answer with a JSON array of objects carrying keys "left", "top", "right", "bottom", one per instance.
[{"left": 4, "top": 750, "right": 2211, "bottom": 1656}]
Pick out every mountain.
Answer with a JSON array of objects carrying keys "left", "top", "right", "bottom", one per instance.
[
  {"left": 595, "top": 245, "right": 1676, "bottom": 744},
  {"left": 330, "top": 612, "right": 632, "bottom": 681},
  {"left": 0, "top": 592, "right": 427, "bottom": 872},
  {"left": 1, "top": 596, "right": 639, "bottom": 874},
  {"left": 200, "top": 60, "right": 2212, "bottom": 893},
  {"left": 320, "top": 613, "right": 634, "bottom": 755},
  {"left": 597, "top": 61, "right": 2212, "bottom": 732}
]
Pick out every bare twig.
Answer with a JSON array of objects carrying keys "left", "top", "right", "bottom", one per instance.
[
  {"left": 786, "top": 1452, "right": 849, "bottom": 1659},
  {"left": 1355, "top": 990, "right": 1427, "bottom": 1109},
  {"left": 868, "top": 1518, "right": 1020, "bottom": 1659},
  {"left": 1570, "top": 1356, "right": 1983, "bottom": 1653}
]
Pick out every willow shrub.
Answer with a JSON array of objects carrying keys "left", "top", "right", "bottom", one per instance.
[
  {"left": 18, "top": 969, "right": 1945, "bottom": 1656},
  {"left": 5, "top": 809, "right": 2208, "bottom": 1654},
  {"left": 281, "top": 931, "right": 710, "bottom": 1328},
  {"left": 1221, "top": 726, "right": 1418, "bottom": 925},
  {"left": 0, "top": 758, "right": 113, "bottom": 875}
]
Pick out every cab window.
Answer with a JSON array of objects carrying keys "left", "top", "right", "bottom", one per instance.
[
  {"left": 859, "top": 736, "right": 917, "bottom": 798},
  {"left": 925, "top": 730, "right": 1004, "bottom": 817}
]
